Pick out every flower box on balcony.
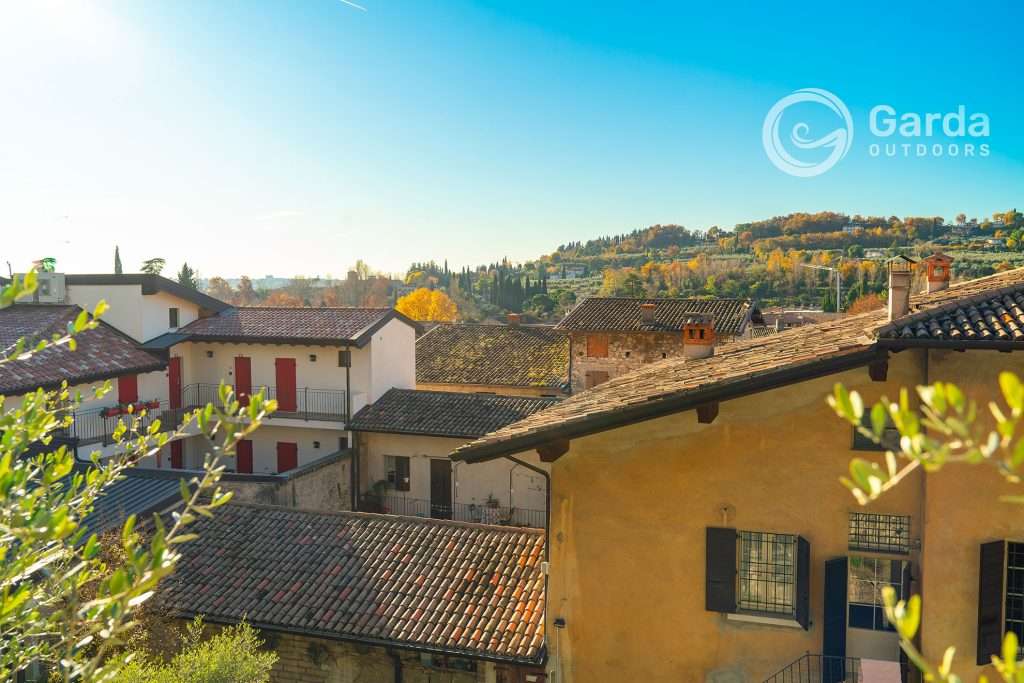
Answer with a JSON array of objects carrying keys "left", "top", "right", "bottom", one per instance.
[
  {"left": 144, "top": 400, "right": 161, "bottom": 410},
  {"left": 100, "top": 406, "right": 123, "bottom": 418}
]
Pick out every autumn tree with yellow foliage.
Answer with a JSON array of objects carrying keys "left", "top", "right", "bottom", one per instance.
[{"left": 396, "top": 288, "right": 458, "bottom": 321}]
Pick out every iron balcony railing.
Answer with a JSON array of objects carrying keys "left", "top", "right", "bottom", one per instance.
[
  {"left": 360, "top": 493, "right": 546, "bottom": 529},
  {"left": 59, "top": 401, "right": 168, "bottom": 447},
  {"left": 178, "top": 383, "right": 347, "bottom": 422},
  {"left": 764, "top": 654, "right": 910, "bottom": 683}
]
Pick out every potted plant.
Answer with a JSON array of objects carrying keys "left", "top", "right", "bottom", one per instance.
[
  {"left": 145, "top": 399, "right": 161, "bottom": 410},
  {"left": 485, "top": 493, "right": 500, "bottom": 509}
]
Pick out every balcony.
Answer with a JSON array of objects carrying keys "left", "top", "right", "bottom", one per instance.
[
  {"left": 60, "top": 402, "right": 167, "bottom": 447},
  {"left": 177, "top": 383, "right": 347, "bottom": 423},
  {"left": 360, "top": 493, "right": 546, "bottom": 529}
]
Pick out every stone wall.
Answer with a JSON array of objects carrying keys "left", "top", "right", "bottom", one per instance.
[
  {"left": 267, "top": 632, "right": 494, "bottom": 683},
  {"left": 569, "top": 331, "right": 685, "bottom": 391},
  {"left": 221, "top": 449, "right": 351, "bottom": 512}
]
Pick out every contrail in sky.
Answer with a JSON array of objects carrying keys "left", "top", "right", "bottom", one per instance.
[{"left": 338, "top": 0, "right": 367, "bottom": 10}]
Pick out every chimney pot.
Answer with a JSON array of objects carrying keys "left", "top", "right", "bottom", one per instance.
[
  {"left": 923, "top": 252, "right": 953, "bottom": 293},
  {"left": 640, "top": 302, "right": 656, "bottom": 324},
  {"left": 507, "top": 313, "right": 521, "bottom": 327},
  {"left": 682, "top": 315, "right": 715, "bottom": 359},
  {"left": 887, "top": 256, "right": 916, "bottom": 321}
]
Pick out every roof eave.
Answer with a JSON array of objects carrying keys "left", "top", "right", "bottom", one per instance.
[
  {"left": 453, "top": 345, "right": 887, "bottom": 463},
  {"left": 878, "top": 338, "right": 1024, "bottom": 351},
  {"left": 168, "top": 612, "right": 546, "bottom": 667}
]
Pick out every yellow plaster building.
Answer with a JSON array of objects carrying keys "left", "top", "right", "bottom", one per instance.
[{"left": 454, "top": 256, "right": 1024, "bottom": 682}]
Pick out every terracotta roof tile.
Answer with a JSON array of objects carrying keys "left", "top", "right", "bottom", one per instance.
[
  {"left": 160, "top": 504, "right": 545, "bottom": 664},
  {"left": 416, "top": 324, "right": 569, "bottom": 389},
  {"left": 178, "top": 307, "right": 410, "bottom": 346},
  {"left": 348, "top": 388, "right": 559, "bottom": 439},
  {"left": 555, "top": 297, "right": 752, "bottom": 336},
  {"left": 0, "top": 304, "right": 165, "bottom": 395}
]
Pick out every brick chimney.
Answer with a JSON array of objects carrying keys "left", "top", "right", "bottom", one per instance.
[
  {"left": 640, "top": 302, "right": 656, "bottom": 324},
  {"left": 922, "top": 252, "right": 953, "bottom": 293},
  {"left": 682, "top": 315, "right": 715, "bottom": 359},
  {"left": 507, "top": 313, "right": 521, "bottom": 327},
  {"left": 887, "top": 256, "right": 915, "bottom": 321}
]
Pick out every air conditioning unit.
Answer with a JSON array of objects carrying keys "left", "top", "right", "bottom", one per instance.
[{"left": 20, "top": 272, "right": 66, "bottom": 303}]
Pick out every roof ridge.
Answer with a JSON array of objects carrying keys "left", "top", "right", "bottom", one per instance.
[{"left": 381, "top": 386, "right": 560, "bottom": 402}]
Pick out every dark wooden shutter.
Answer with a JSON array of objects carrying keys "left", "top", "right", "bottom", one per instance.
[
  {"left": 705, "top": 527, "right": 737, "bottom": 613},
  {"left": 978, "top": 540, "right": 1006, "bottom": 665},
  {"left": 900, "top": 561, "right": 914, "bottom": 673},
  {"left": 795, "top": 536, "right": 811, "bottom": 630},
  {"left": 823, "top": 556, "right": 848, "bottom": 683}
]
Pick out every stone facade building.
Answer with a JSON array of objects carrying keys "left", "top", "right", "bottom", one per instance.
[{"left": 554, "top": 297, "right": 755, "bottom": 391}]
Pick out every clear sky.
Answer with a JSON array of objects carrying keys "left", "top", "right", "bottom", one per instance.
[{"left": 2, "top": 1, "right": 1022, "bottom": 278}]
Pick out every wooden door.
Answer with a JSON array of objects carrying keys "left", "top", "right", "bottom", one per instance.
[
  {"left": 234, "top": 356, "right": 252, "bottom": 406},
  {"left": 117, "top": 375, "right": 138, "bottom": 404},
  {"left": 430, "top": 459, "right": 452, "bottom": 519},
  {"left": 168, "top": 357, "right": 183, "bottom": 409},
  {"left": 275, "top": 358, "right": 297, "bottom": 412},
  {"left": 170, "top": 440, "right": 183, "bottom": 469},
  {"left": 276, "top": 442, "right": 298, "bottom": 473},
  {"left": 236, "top": 439, "right": 253, "bottom": 474}
]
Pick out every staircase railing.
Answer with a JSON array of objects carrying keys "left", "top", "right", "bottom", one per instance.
[{"left": 763, "top": 654, "right": 861, "bottom": 683}]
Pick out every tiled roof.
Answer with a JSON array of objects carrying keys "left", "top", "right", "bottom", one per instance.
[
  {"left": 0, "top": 305, "right": 165, "bottom": 395},
  {"left": 65, "top": 274, "right": 231, "bottom": 312},
  {"left": 453, "top": 268, "right": 1024, "bottom": 462},
  {"left": 416, "top": 324, "right": 569, "bottom": 389},
  {"left": 748, "top": 325, "right": 779, "bottom": 338},
  {"left": 161, "top": 504, "right": 546, "bottom": 664},
  {"left": 81, "top": 467, "right": 186, "bottom": 535},
  {"left": 177, "top": 307, "right": 415, "bottom": 347},
  {"left": 878, "top": 286, "right": 1024, "bottom": 342},
  {"left": 349, "top": 388, "right": 560, "bottom": 439},
  {"left": 555, "top": 297, "right": 752, "bottom": 337}
]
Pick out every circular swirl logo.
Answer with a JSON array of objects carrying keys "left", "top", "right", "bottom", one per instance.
[{"left": 762, "top": 88, "right": 854, "bottom": 177}]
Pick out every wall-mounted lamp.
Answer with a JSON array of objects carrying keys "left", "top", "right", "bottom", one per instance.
[
  {"left": 313, "top": 441, "right": 320, "bottom": 449},
  {"left": 206, "top": 350, "right": 214, "bottom": 358},
  {"left": 309, "top": 354, "right": 317, "bottom": 362}
]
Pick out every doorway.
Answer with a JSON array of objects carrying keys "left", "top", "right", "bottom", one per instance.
[{"left": 430, "top": 459, "right": 452, "bottom": 519}]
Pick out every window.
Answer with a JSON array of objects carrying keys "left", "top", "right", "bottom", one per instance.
[
  {"left": 851, "top": 413, "right": 900, "bottom": 451},
  {"left": 584, "top": 370, "right": 609, "bottom": 389},
  {"left": 848, "top": 512, "right": 911, "bottom": 554},
  {"left": 705, "top": 527, "right": 810, "bottom": 628},
  {"left": 586, "top": 334, "right": 609, "bottom": 358},
  {"left": 977, "top": 540, "right": 1024, "bottom": 663},
  {"left": 386, "top": 455, "right": 410, "bottom": 491},
  {"left": 847, "top": 556, "right": 907, "bottom": 631},
  {"left": 738, "top": 531, "right": 797, "bottom": 615},
  {"left": 168, "top": 307, "right": 180, "bottom": 328}
]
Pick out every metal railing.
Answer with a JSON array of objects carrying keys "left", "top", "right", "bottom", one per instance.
[
  {"left": 360, "top": 494, "right": 546, "bottom": 529},
  {"left": 179, "top": 383, "right": 347, "bottom": 422},
  {"left": 764, "top": 654, "right": 912, "bottom": 683},
  {"left": 764, "top": 655, "right": 861, "bottom": 683},
  {"left": 59, "top": 401, "right": 169, "bottom": 447}
]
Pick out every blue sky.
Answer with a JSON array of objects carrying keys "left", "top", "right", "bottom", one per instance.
[{"left": 1, "top": 1, "right": 1022, "bottom": 278}]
